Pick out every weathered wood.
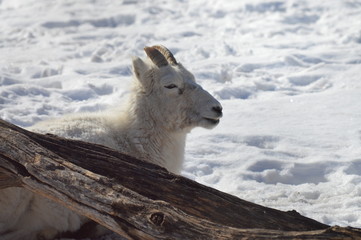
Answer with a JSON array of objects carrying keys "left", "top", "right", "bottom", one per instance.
[{"left": 0, "top": 119, "right": 360, "bottom": 240}]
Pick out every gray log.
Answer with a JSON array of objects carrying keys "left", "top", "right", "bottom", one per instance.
[{"left": 0, "top": 119, "right": 360, "bottom": 239}]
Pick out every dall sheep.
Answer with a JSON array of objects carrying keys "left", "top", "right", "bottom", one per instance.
[{"left": 0, "top": 45, "right": 222, "bottom": 240}]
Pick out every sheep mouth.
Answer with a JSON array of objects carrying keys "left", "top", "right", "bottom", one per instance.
[{"left": 204, "top": 117, "right": 220, "bottom": 125}]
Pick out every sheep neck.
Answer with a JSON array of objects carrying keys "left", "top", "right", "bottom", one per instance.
[{"left": 124, "top": 99, "right": 188, "bottom": 174}]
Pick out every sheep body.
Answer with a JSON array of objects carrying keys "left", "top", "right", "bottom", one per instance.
[{"left": 0, "top": 46, "right": 222, "bottom": 239}]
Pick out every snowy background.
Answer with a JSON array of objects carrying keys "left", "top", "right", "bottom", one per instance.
[{"left": 1, "top": 0, "right": 361, "bottom": 237}]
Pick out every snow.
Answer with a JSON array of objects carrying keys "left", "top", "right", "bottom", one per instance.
[{"left": 1, "top": 0, "right": 361, "bottom": 238}]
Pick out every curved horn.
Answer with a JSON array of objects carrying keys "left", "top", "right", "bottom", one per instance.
[
  {"left": 144, "top": 46, "right": 168, "bottom": 67},
  {"left": 153, "top": 45, "right": 178, "bottom": 65}
]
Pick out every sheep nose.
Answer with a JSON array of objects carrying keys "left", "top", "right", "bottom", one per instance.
[{"left": 212, "top": 106, "right": 223, "bottom": 116}]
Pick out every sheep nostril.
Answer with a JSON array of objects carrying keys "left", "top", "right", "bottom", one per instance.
[{"left": 212, "top": 106, "right": 223, "bottom": 115}]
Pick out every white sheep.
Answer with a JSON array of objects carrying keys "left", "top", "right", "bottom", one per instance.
[{"left": 0, "top": 45, "right": 222, "bottom": 240}]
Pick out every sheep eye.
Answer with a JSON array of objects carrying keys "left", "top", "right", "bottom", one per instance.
[{"left": 164, "top": 84, "right": 178, "bottom": 89}]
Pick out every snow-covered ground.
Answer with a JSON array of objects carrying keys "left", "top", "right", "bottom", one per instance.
[{"left": 1, "top": 0, "right": 361, "bottom": 237}]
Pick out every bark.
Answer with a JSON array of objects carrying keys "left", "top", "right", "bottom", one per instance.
[{"left": 0, "top": 119, "right": 360, "bottom": 239}]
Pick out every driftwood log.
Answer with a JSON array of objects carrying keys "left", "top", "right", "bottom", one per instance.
[{"left": 0, "top": 119, "right": 360, "bottom": 239}]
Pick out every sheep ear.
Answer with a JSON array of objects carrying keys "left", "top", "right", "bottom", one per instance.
[
  {"left": 132, "top": 57, "right": 147, "bottom": 80},
  {"left": 132, "top": 56, "right": 153, "bottom": 89}
]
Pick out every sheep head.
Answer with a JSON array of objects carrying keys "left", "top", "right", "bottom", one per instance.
[{"left": 131, "top": 45, "right": 222, "bottom": 132}]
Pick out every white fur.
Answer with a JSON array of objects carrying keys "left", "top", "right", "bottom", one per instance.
[{"left": 0, "top": 46, "right": 222, "bottom": 239}]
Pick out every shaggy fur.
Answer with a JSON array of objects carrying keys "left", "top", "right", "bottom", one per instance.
[{"left": 0, "top": 46, "right": 222, "bottom": 240}]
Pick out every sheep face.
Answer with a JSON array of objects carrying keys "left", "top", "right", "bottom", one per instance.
[{"left": 132, "top": 46, "right": 222, "bottom": 132}]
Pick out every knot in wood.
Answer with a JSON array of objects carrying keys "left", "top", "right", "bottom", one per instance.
[
  {"left": 287, "top": 210, "right": 301, "bottom": 216},
  {"left": 150, "top": 212, "right": 164, "bottom": 226}
]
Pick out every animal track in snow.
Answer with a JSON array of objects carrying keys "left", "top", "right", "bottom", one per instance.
[
  {"left": 344, "top": 159, "right": 361, "bottom": 176},
  {"left": 244, "top": 2, "right": 285, "bottom": 13},
  {"left": 245, "top": 160, "right": 335, "bottom": 185},
  {"left": 41, "top": 15, "right": 135, "bottom": 29},
  {"left": 287, "top": 75, "right": 322, "bottom": 86},
  {"left": 243, "top": 135, "right": 280, "bottom": 149}
]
